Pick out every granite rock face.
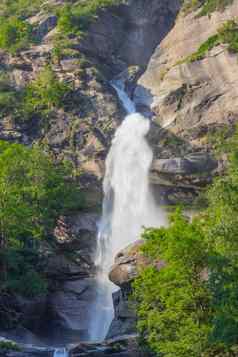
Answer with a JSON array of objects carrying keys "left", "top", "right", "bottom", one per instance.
[
  {"left": 134, "top": 3, "right": 238, "bottom": 202},
  {"left": 78, "top": 0, "right": 181, "bottom": 67},
  {"left": 135, "top": 2, "right": 238, "bottom": 142}
]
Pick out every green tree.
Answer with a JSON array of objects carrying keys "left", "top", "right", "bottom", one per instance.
[
  {"left": 203, "top": 130, "right": 238, "bottom": 346},
  {"left": 133, "top": 129, "right": 238, "bottom": 356},
  {"left": 133, "top": 211, "right": 212, "bottom": 357},
  {"left": 0, "top": 140, "right": 83, "bottom": 296}
]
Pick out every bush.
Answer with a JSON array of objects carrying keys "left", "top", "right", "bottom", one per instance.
[
  {"left": 57, "top": 0, "right": 120, "bottom": 35},
  {"left": 0, "top": 0, "right": 44, "bottom": 18},
  {"left": 22, "top": 66, "right": 71, "bottom": 118},
  {"left": 0, "top": 141, "right": 84, "bottom": 297},
  {"left": 198, "top": 0, "right": 234, "bottom": 16},
  {"left": 133, "top": 211, "right": 211, "bottom": 357},
  {"left": 0, "top": 341, "right": 21, "bottom": 352},
  {"left": 0, "top": 17, "right": 33, "bottom": 54},
  {"left": 182, "top": 0, "right": 234, "bottom": 16}
]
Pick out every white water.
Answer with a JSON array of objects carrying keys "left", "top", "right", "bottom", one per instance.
[
  {"left": 53, "top": 348, "right": 68, "bottom": 357},
  {"left": 89, "top": 79, "right": 166, "bottom": 341}
]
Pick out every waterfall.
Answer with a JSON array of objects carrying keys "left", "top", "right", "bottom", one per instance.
[
  {"left": 53, "top": 348, "right": 68, "bottom": 357},
  {"left": 89, "top": 79, "right": 166, "bottom": 341}
]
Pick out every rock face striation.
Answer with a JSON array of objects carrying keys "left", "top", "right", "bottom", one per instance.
[{"left": 134, "top": 2, "right": 238, "bottom": 202}]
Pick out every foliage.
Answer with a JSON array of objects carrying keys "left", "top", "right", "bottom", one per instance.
[
  {"left": 133, "top": 211, "right": 212, "bottom": 357},
  {"left": 0, "top": 0, "right": 44, "bottom": 18},
  {"left": 133, "top": 130, "right": 238, "bottom": 356},
  {"left": 0, "top": 340, "right": 21, "bottom": 352},
  {"left": 181, "top": 0, "right": 234, "bottom": 16},
  {"left": 57, "top": 0, "right": 120, "bottom": 35},
  {"left": 23, "top": 66, "right": 71, "bottom": 117},
  {"left": 0, "top": 17, "right": 33, "bottom": 54},
  {"left": 198, "top": 0, "right": 234, "bottom": 17},
  {"left": 0, "top": 141, "right": 83, "bottom": 297},
  {"left": 181, "top": 20, "right": 238, "bottom": 63},
  {"left": 0, "top": 67, "right": 71, "bottom": 121}
]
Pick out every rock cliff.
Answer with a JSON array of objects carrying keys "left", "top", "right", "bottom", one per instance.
[
  {"left": 1, "top": 0, "right": 238, "bottom": 352},
  {"left": 135, "top": 1, "right": 238, "bottom": 202}
]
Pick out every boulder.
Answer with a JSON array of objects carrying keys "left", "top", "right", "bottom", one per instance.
[
  {"left": 70, "top": 334, "right": 152, "bottom": 357},
  {"left": 152, "top": 153, "right": 217, "bottom": 175},
  {"left": 109, "top": 241, "right": 147, "bottom": 288},
  {"left": 29, "top": 14, "right": 58, "bottom": 41}
]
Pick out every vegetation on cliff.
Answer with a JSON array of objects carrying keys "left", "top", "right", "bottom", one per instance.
[
  {"left": 182, "top": 0, "right": 234, "bottom": 16},
  {"left": 177, "top": 19, "right": 238, "bottom": 64},
  {"left": 0, "top": 66, "right": 71, "bottom": 122},
  {"left": 0, "top": 141, "right": 83, "bottom": 303},
  {"left": 0, "top": 0, "right": 121, "bottom": 54},
  {"left": 134, "top": 131, "right": 238, "bottom": 356}
]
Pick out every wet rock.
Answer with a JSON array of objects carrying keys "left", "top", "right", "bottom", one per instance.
[
  {"left": 70, "top": 334, "right": 152, "bottom": 357},
  {"left": 0, "top": 336, "right": 53, "bottom": 357},
  {"left": 152, "top": 153, "right": 217, "bottom": 175},
  {"left": 41, "top": 278, "right": 99, "bottom": 344}
]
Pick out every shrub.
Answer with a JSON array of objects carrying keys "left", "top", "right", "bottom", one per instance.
[
  {"left": 133, "top": 129, "right": 238, "bottom": 356},
  {"left": 23, "top": 66, "right": 71, "bottom": 117},
  {"left": 0, "top": 141, "right": 84, "bottom": 297},
  {"left": 0, "top": 341, "right": 21, "bottom": 352},
  {"left": 0, "top": 0, "right": 44, "bottom": 18},
  {"left": 0, "top": 17, "right": 33, "bottom": 54},
  {"left": 181, "top": 0, "right": 234, "bottom": 16},
  {"left": 57, "top": 0, "right": 120, "bottom": 35},
  {"left": 198, "top": 0, "right": 234, "bottom": 17}
]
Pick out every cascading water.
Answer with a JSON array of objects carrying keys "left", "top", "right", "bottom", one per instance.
[
  {"left": 53, "top": 348, "right": 68, "bottom": 357},
  {"left": 89, "top": 79, "right": 166, "bottom": 341}
]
